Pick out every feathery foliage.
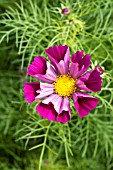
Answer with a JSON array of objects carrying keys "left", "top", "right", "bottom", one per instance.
[{"left": 0, "top": 0, "right": 113, "bottom": 169}]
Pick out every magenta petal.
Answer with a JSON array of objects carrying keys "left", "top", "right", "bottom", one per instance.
[
  {"left": 36, "top": 62, "right": 57, "bottom": 82},
  {"left": 71, "top": 51, "right": 91, "bottom": 78},
  {"left": 76, "top": 79, "right": 90, "bottom": 91},
  {"left": 24, "top": 82, "right": 40, "bottom": 103},
  {"left": 57, "top": 97, "right": 71, "bottom": 124},
  {"left": 27, "top": 56, "right": 47, "bottom": 76},
  {"left": 45, "top": 45, "right": 70, "bottom": 74},
  {"left": 57, "top": 111, "right": 70, "bottom": 124},
  {"left": 57, "top": 60, "right": 68, "bottom": 75},
  {"left": 72, "top": 50, "right": 84, "bottom": 63},
  {"left": 77, "top": 70, "right": 102, "bottom": 92},
  {"left": 70, "top": 62, "right": 79, "bottom": 77},
  {"left": 73, "top": 92, "right": 99, "bottom": 118},
  {"left": 79, "top": 54, "right": 91, "bottom": 71},
  {"left": 42, "top": 94, "right": 63, "bottom": 114},
  {"left": 45, "top": 44, "right": 69, "bottom": 63},
  {"left": 27, "top": 56, "right": 57, "bottom": 82},
  {"left": 70, "top": 62, "right": 79, "bottom": 78},
  {"left": 60, "top": 97, "right": 71, "bottom": 113},
  {"left": 36, "top": 102, "right": 57, "bottom": 121},
  {"left": 35, "top": 83, "right": 54, "bottom": 100}
]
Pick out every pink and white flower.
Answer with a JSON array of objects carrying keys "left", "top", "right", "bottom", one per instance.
[{"left": 24, "top": 45, "right": 102, "bottom": 124}]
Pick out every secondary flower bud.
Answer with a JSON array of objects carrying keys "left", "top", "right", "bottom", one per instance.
[
  {"left": 95, "top": 65, "right": 104, "bottom": 75},
  {"left": 62, "top": 8, "right": 70, "bottom": 15}
]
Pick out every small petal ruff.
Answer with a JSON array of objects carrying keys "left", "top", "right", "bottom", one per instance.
[{"left": 24, "top": 45, "right": 102, "bottom": 124}]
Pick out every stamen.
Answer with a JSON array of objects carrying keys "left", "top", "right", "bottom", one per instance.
[{"left": 53, "top": 74, "right": 76, "bottom": 97}]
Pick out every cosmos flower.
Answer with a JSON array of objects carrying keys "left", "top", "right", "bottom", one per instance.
[{"left": 24, "top": 45, "right": 102, "bottom": 124}]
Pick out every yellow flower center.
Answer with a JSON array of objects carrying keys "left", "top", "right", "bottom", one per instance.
[{"left": 53, "top": 74, "right": 76, "bottom": 97}]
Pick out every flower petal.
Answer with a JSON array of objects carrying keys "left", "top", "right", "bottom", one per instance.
[
  {"left": 70, "top": 63, "right": 86, "bottom": 78},
  {"left": 42, "top": 94, "right": 63, "bottom": 114},
  {"left": 27, "top": 56, "right": 47, "bottom": 75},
  {"left": 72, "top": 50, "right": 84, "bottom": 63},
  {"left": 36, "top": 102, "right": 57, "bottom": 121},
  {"left": 57, "top": 60, "right": 67, "bottom": 75},
  {"left": 70, "top": 62, "right": 79, "bottom": 78},
  {"left": 42, "top": 95, "right": 71, "bottom": 123},
  {"left": 35, "top": 83, "right": 54, "bottom": 100},
  {"left": 27, "top": 56, "right": 57, "bottom": 82},
  {"left": 73, "top": 92, "right": 99, "bottom": 118},
  {"left": 76, "top": 70, "right": 102, "bottom": 92},
  {"left": 57, "top": 97, "right": 71, "bottom": 124},
  {"left": 70, "top": 50, "right": 91, "bottom": 78},
  {"left": 60, "top": 97, "right": 71, "bottom": 114},
  {"left": 24, "top": 82, "right": 40, "bottom": 103},
  {"left": 45, "top": 45, "right": 70, "bottom": 74},
  {"left": 57, "top": 111, "right": 70, "bottom": 124}
]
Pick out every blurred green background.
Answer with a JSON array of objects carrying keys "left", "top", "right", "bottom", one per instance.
[{"left": 0, "top": 0, "right": 113, "bottom": 169}]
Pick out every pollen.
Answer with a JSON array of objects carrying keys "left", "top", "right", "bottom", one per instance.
[{"left": 53, "top": 74, "right": 76, "bottom": 97}]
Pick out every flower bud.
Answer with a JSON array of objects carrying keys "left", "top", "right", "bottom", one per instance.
[
  {"left": 95, "top": 65, "right": 104, "bottom": 74},
  {"left": 62, "top": 8, "right": 70, "bottom": 15}
]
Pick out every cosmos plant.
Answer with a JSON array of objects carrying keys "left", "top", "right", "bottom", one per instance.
[{"left": 24, "top": 45, "right": 102, "bottom": 124}]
